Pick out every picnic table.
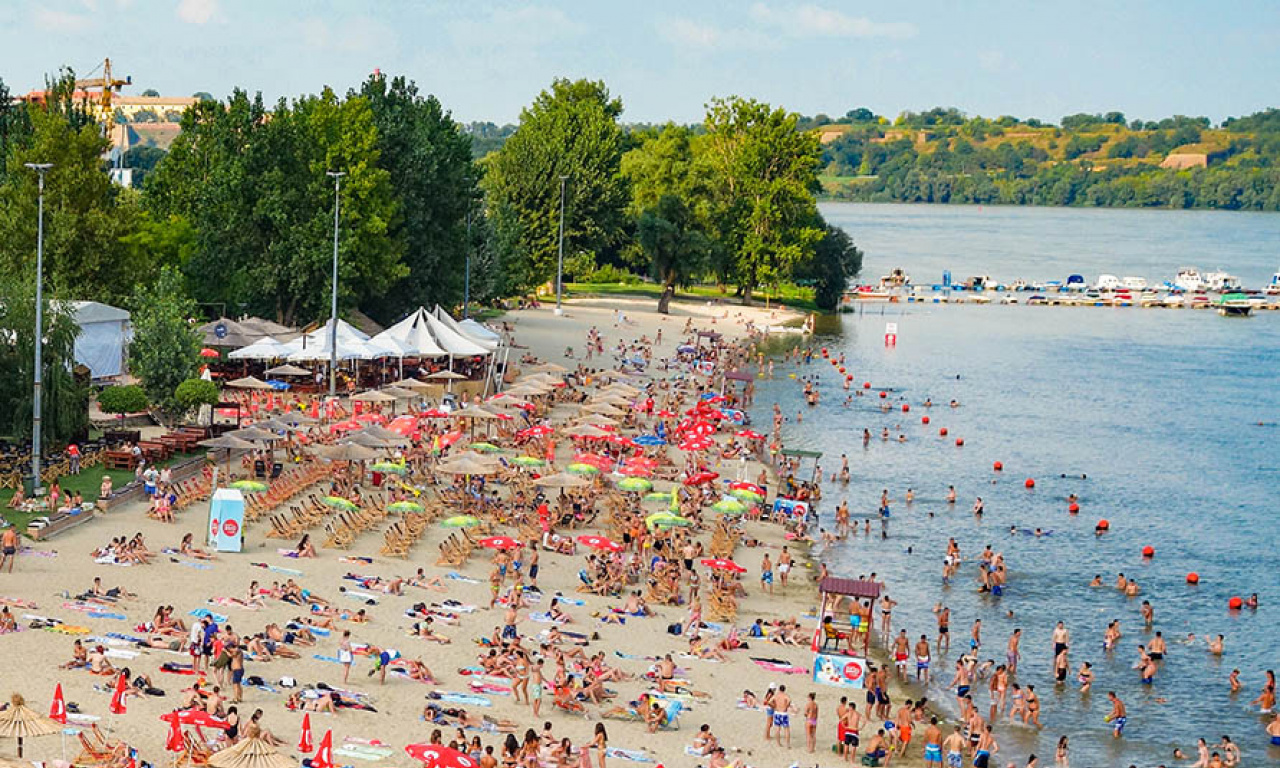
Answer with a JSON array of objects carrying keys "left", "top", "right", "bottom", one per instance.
[{"left": 103, "top": 450, "right": 137, "bottom": 471}]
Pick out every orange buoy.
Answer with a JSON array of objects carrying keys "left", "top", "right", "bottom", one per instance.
[
  {"left": 901, "top": 404, "right": 910, "bottom": 413},
  {"left": 1141, "top": 546, "right": 1155, "bottom": 558},
  {"left": 939, "top": 428, "right": 948, "bottom": 437},
  {"left": 955, "top": 438, "right": 964, "bottom": 446},
  {"left": 879, "top": 391, "right": 887, "bottom": 399},
  {"left": 821, "top": 348, "right": 828, "bottom": 357},
  {"left": 921, "top": 416, "right": 930, "bottom": 425},
  {"left": 1024, "top": 478, "right": 1035, "bottom": 488},
  {"left": 845, "top": 374, "right": 853, "bottom": 381},
  {"left": 863, "top": 382, "right": 871, "bottom": 389},
  {"left": 1068, "top": 502, "right": 1080, "bottom": 514},
  {"left": 993, "top": 461, "right": 1003, "bottom": 471},
  {"left": 1228, "top": 596, "right": 1243, "bottom": 610},
  {"left": 839, "top": 367, "right": 846, "bottom": 374},
  {"left": 1186, "top": 573, "right": 1200, "bottom": 584},
  {"left": 1096, "top": 519, "right": 1110, "bottom": 530}
]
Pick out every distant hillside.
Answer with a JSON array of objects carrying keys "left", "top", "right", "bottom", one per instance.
[{"left": 809, "top": 108, "right": 1280, "bottom": 211}]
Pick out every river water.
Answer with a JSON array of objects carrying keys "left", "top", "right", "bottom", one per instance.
[{"left": 749, "top": 203, "right": 1280, "bottom": 766}]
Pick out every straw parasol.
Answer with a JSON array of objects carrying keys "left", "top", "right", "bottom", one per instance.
[
  {"left": 224, "top": 376, "right": 275, "bottom": 390},
  {"left": 425, "top": 371, "right": 467, "bottom": 381},
  {"left": 311, "top": 443, "right": 380, "bottom": 462},
  {"left": 563, "top": 424, "right": 611, "bottom": 439},
  {"left": 272, "top": 411, "right": 317, "bottom": 427},
  {"left": 198, "top": 435, "right": 257, "bottom": 451},
  {"left": 226, "top": 427, "right": 279, "bottom": 442},
  {"left": 437, "top": 457, "right": 498, "bottom": 475},
  {"left": 264, "top": 364, "right": 311, "bottom": 377},
  {"left": 0, "top": 693, "right": 60, "bottom": 757},
  {"left": 533, "top": 472, "right": 589, "bottom": 489},
  {"left": 351, "top": 390, "right": 398, "bottom": 404},
  {"left": 390, "top": 378, "right": 432, "bottom": 391},
  {"left": 526, "top": 362, "right": 568, "bottom": 374},
  {"left": 357, "top": 424, "right": 403, "bottom": 441},
  {"left": 341, "top": 432, "right": 397, "bottom": 449},
  {"left": 573, "top": 414, "right": 619, "bottom": 427},
  {"left": 451, "top": 405, "right": 500, "bottom": 420},
  {"left": 581, "top": 403, "right": 624, "bottom": 417},
  {"left": 379, "top": 386, "right": 417, "bottom": 400},
  {"left": 208, "top": 736, "right": 296, "bottom": 768}
]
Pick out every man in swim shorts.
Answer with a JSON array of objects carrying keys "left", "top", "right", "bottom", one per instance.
[
  {"left": 922, "top": 716, "right": 943, "bottom": 767},
  {"left": 771, "top": 685, "right": 792, "bottom": 748},
  {"left": 942, "top": 725, "right": 965, "bottom": 768},
  {"left": 1106, "top": 691, "right": 1127, "bottom": 738}
]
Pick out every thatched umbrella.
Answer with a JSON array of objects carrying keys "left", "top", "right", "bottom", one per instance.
[
  {"left": 380, "top": 386, "right": 416, "bottom": 400},
  {"left": 225, "top": 376, "right": 275, "bottom": 391},
  {"left": 357, "top": 424, "right": 403, "bottom": 441},
  {"left": 0, "top": 693, "right": 60, "bottom": 757},
  {"left": 272, "top": 411, "right": 317, "bottom": 427},
  {"left": 342, "top": 432, "right": 398, "bottom": 449},
  {"left": 208, "top": 736, "right": 296, "bottom": 768},
  {"left": 533, "top": 472, "right": 589, "bottom": 489},
  {"left": 198, "top": 434, "right": 258, "bottom": 474},
  {"left": 573, "top": 414, "right": 619, "bottom": 427},
  {"left": 437, "top": 457, "right": 499, "bottom": 476},
  {"left": 226, "top": 427, "right": 278, "bottom": 442},
  {"left": 563, "top": 424, "right": 611, "bottom": 439},
  {"left": 527, "top": 362, "right": 568, "bottom": 374},
  {"left": 264, "top": 364, "right": 311, "bottom": 377},
  {"left": 582, "top": 402, "right": 624, "bottom": 417},
  {"left": 426, "top": 370, "right": 467, "bottom": 394},
  {"left": 351, "top": 390, "right": 398, "bottom": 404},
  {"left": 311, "top": 443, "right": 380, "bottom": 462},
  {"left": 390, "top": 378, "right": 432, "bottom": 391}
]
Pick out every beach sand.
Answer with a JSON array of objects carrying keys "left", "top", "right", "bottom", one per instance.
[{"left": 0, "top": 295, "right": 930, "bottom": 768}]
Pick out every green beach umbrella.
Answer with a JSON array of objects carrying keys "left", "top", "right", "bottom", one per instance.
[
  {"left": 387, "top": 500, "right": 424, "bottom": 513},
  {"left": 712, "top": 497, "right": 747, "bottom": 515},
  {"left": 729, "top": 488, "right": 764, "bottom": 503},
  {"left": 322, "top": 496, "right": 359, "bottom": 511},
  {"left": 643, "top": 491, "right": 673, "bottom": 502},
  {"left": 646, "top": 512, "right": 691, "bottom": 529},
  {"left": 566, "top": 463, "right": 600, "bottom": 475},
  {"left": 468, "top": 442, "right": 503, "bottom": 453},
  {"left": 370, "top": 462, "right": 408, "bottom": 474},
  {"left": 511, "top": 456, "right": 547, "bottom": 467},
  {"left": 229, "top": 480, "right": 267, "bottom": 493},
  {"left": 441, "top": 515, "right": 480, "bottom": 528},
  {"left": 616, "top": 477, "right": 653, "bottom": 493}
]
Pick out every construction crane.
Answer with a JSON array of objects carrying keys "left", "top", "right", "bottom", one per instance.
[{"left": 74, "top": 58, "right": 131, "bottom": 110}]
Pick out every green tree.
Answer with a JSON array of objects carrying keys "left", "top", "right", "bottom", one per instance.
[
  {"left": 128, "top": 266, "right": 200, "bottom": 418},
  {"left": 700, "top": 97, "right": 823, "bottom": 300},
  {"left": 174, "top": 378, "right": 219, "bottom": 416},
  {"left": 0, "top": 78, "right": 34, "bottom": 185},
  {"left": 0, "top": 274, "right": 87, "bottom": 446},
  {"left": 141, "top": 89, "right": 161, "bottom": 98},
  {"left": 798, "top": 222, "right": 863, "bottom": 311},
  {"left": 0, "top": 97, "right": 142, "bottom": 304},
  {"left": 97, "top": 384, "right": 148, "bottom": 424},
  {"left": 355, "top": 74, "right": 477, "bottom": 322},
  {"left": 481, "top": 78, "right": 628, "bottom": 292},
  {"left": 636, "top": 195, "right": 708, "bottom": 313}
]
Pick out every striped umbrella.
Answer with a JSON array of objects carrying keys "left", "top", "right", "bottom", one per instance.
[
  {"left": 387, "top": 501, "right": 424, "bottom": 513},
  {"left": 616, "top": 477, "right": 653, "bottom": 493}
]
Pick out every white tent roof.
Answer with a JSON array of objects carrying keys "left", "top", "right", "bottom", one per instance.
[
  {"left": 284, "top": 318, "right": 373, "bottom": 361},
  {"left": 432, "top": 305, "right": 498, "bottom": 351},
  {"left": 420, "top": 309, "right": 489, "bottom": 356},
  {"left": 228, "top": 337, "right": 287, "bottom": 360},
  {"left": 372, "top": 312, "right": 446, "bottom": 357},
  {"left": 71, "top": 301, "right": 130, "bottom": 378},
  {"left": 459, "top": 318, "right": 502, "bottom": 344}
]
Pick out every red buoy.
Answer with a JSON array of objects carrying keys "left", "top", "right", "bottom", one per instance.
[
  {"left": 839, "top": 367, "right": 846, "bottom": 374},
  {"left": 993, "top": 461, "right": 1003, "bottom": 471},
  {"left": 921, "top": 416, "right": 930, "bottom": 425},
  {"left": 845, "top": 374, "right": 853, "bottom": 381},
  {"left": 878, "top": 391, "right": 887, "bottom": 399},
  {"left": 939, "top": 428, "right": 948, "bottom": 437},
  {"left": 863, "top": 382, "right": 871, "bottom": 389},
  {"left": 1068, "top": 503, "right": 1080, "bottom": 514},
  {"left": 821, "top": 348, "right": 828, "bottom": 357},
  {"left": 1096, "top": 519, "right": 1110, "bottom": 530},
  {"left": 1228, "top": 596, "right": 1243, "bottom": 610},
  {"left": 1141, "top": 546, "right": 1155, "bottom": 558},
  {"left": 955, "top": 438, "right": 964, "bottom": 446},
  {"left": 1186, "top": 573, "right": 1200, "bottom": 584},
  {"left": 1024, "top": 478, "right": 1035, "bottom": 488},
  {"left": 901, "top": 404, "right": 910, "bottom": 412}
]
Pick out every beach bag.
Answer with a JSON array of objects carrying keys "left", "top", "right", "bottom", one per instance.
[{"left": 667, "top": 622, "right": 682, "bottom": 635}]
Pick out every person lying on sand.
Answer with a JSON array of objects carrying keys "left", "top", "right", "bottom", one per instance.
[
  {"left": 60, "top": 639, "right": 89, "bottom": 669},
  {"left": 179, "top": 533, "right": 214, "bottom": 560}
]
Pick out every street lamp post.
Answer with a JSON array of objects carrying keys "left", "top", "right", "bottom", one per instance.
[
  {"left": 463, "top": 208, "right": 472, "bottom": 319},
  {"left": 555, "top": 175, "right": 568, "bottom": 315},
  {"left": 326, "top": 170, "right": 345, "bottom": 398},
  {"left": 25, "top": 162, "right": 52, "bottom": 495}
]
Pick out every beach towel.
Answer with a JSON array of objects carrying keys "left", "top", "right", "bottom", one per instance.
[
  {"left": 177, "top": 561, "right": 214, "bottom": 570},
  {"left": 445, "top": 572, "right": 479, "bottom": 584},
  {"left": 438, "top": 600, "right": 477, "bottom": 613},
  {"left": 338, "top": 556, "right": 374, "bottom": 565},
  {"left": 276, "top": 549, "right": 300, "bottom": 558},
  {"left": 614, "top": 651, "right": 658, "bottom": 661},
  {"left": 106, "top": 632, "right": 148, "bottom": 644},
  {"left": 188, "top": 609, "right": 227, "bottom": 623},
  {"left": 334, "top": 748, "right": 387, "bottom": 761},
  {"left": 104, "top": 649, "right": 139, "bottom": 660},
  {"left": 340, "top": 589, "right": 379, "bottom": 603},
  {"left": 429, "top": 691, "right": 492, "bottom": 707},
  {"left": 528, "top": 612, "right": 563, "bottom": 624},
  {"left": 604, "top": 748, "right": 653, "bottom": 763},
  {"left": 87, "top": 611, "right": 127, "bottom": 621},
  {"left": 93, "top": 556, "right": 130, "bottom": 566},
  {"left": 210, "top": 598, "right": 261, "bottom": 610},
  {"left": 17, "top": 547, "right": 58, "bottom": 558},
  {"left": 750, "top": 658, "right": 808, "bottom": 675},
  {"left": 252, "top": 562, "right": 304, "bottom": 577},
  {"left": 467, "top": 681, "right": 512, "bottom": 695},
  {"left": 0, "top": 597, "right": 38, "bottom": 608},
  {"left": 312, "top": 655, "right": 344, "bottom": 664}
]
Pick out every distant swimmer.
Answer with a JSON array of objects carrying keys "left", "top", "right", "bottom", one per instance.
[
  {"left": 946, "top": 486, "right": 957, "bottom": 504},
  {"left": 1089, "top": 574, "right": 1103, "bottom": 587},
  {"left": 1105, "top": 691, "right": 1127, "bottom": 738}
]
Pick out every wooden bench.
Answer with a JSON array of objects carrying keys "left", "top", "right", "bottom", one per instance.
[{"left": 103, "top": 450, "right": 137, "bottom": 470}]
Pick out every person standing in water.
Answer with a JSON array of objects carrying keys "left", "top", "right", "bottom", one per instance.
[{"left": 1106, "top": 691, "right": 1127, "bottom": 738}]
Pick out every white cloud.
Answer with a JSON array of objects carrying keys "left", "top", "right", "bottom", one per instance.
[
  {"left": 176, "top": 0, "right": 216, "bottom": 25},
  {"left": 33, "top": 8, "right": 93, "bottom": 32},
  {"left": 658, "top": 17, "right": 779, "bottom": 52},
  {"left": 748, "top": 3, "right": 916, "bottom": 40},
  {"left": 448, "top": 5, "right": 586, "bottom": 50}
]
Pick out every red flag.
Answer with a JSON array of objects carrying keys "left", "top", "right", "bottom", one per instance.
[
  {"left": 109, "top": 672, "right": 128, "bottom": 715},
  {"left": 49, "top": 683, "right": 67, "bottom": 724},
  {"left": 297, "top": 713, "right": 313, "bottom": 754},
  {"left": 312, "top": 730, "right": 334, "bottom": 768},
  {"left": 165, "top": 711, "right": 184, "bottom": 753}
]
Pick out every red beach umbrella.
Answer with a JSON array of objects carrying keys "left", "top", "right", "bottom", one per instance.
[
  {"left": 312, "top": 730, "right": 335, "bottom": 768},
  {"left": 405, "top": 745, "right": 478, "bottom": 768},
  {"left": 655, "top": 409, "right": 675, "bottom": 418},
  {"left": 164, "top": 712, "right": 183, "bottom": 753},
  {"left": 729, "top": 481, "right": 765, "bottom": 495},
  {"left": 297, "top": 712, "right": 314, "bottom": 753},
  {"left": 735, "top": 429, "right": 765, "bottom": 440},
  {"left": 617, "top": 464, "right": 652, "bottom": 477},
  {"left": 199, "top": 348, "right": 220, "bottom": 358},
  {"left": 49, "top": 683, "right": 66, "bottom": 724},
  {"left": 700, "top": 558, "right": 746, "bottom": 573},
  {"left": 421, "top": 408, "right": 451, "bottom": 419},
  {"left": 159, "top": 710, "right": 229, "bottom": 730},
  {"left": 684, "top": 470, "right": 719, "bottom": 485},
  {"left": 108, "top": 672, "right": 128, "bottom": 715},
  {"left": 576, "top": 534, "right": 623, "bottom": 552},
  {"left": 479, "top": 536, "right": 523, "bottom": 551}
]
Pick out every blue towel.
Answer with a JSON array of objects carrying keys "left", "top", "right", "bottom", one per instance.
[
  {"left": 188, "top": 608, "right": 227, "bottom": 622},
  {"left": 446, "top": 572, "right": 479, "bottom": 583},
  {"left": 107, "top": 632, "right": 147, "bottom": 643},
  {"left": 87, "top": 611, "right": 127, "bottom": 620},
  {"left": 432, "top": 691, "right": 492, "bottom": 707},
  {"left": 312, "top": 654, "right": 344, "bottom": 664}
]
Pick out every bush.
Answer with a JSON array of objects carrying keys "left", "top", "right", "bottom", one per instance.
[
  {"left": 584, "top": 264, "right": 642, "bottom": 284},
  {"left": 98, "top": 385, "right": 148, "bottom": 419},
  {"left": 174, "top": 378, "right": 220, "bottom": 411}
]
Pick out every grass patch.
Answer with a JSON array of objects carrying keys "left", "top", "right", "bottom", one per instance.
[
  {"left": 563, "top": 282, "right": 821, "bottom": 313},
  {"left": 0, "top": 451, "right": 203, "bottom": 531}
]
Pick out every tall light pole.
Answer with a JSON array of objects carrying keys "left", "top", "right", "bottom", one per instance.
[
  {"left": 25, "top": 162, "right": 52, "bottom": 495},
  {"left": 326, "top": 170, "right": 345, "bottom": 398},
  {"left": 555, "top": 175, "right": 568, "bottom": 315},
  {"left": 463, "top": 208, "right": 472, "bottom": 319}
]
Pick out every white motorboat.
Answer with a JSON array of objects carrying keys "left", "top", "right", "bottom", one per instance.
[
  {"left": 1174, "top": 268, "right": 1204, "bottom": 292},
  {"left": 1096, "top": 274, "right": 1121, "bottom": 291},
  {"left": 1203, "top": 271, "right": 1241, "bottom": 291},
  {"left": 1121, "top": 276, "right": 1148, "bottom": 291},
  {"left": 1267, "top": 270, "right": 1280, "bottom": 295}
]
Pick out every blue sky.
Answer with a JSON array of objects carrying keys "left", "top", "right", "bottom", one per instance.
[{"left": 2, "top": 0, "right": 1277, "bottom": 125}]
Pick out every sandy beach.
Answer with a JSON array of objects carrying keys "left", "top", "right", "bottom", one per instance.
[{"left": 0, "top": 294, "right": 931, "bottom": 768}]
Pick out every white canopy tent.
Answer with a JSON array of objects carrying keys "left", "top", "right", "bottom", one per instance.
[
  {"left": 71, "top": 301, "right": 130, "bottom": 379},
  {"left": 432, "top": 305, "right": 498, "bottom": 351},
  {"left": 228, "top": 337, "right": 289, "bottom": 360}
]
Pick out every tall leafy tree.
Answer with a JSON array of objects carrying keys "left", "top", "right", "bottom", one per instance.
[
  {"left": 355, "top": 74, "right": 477, "bottom": 322},
  {"left": 797, "top": 221, "right": 863, "bottom": 311},
  {"left": 0, "top": 87, "right": 142, "bottom": 304},
  {"left": 0, "top": 77, "right": 34, "bottom": 185},
  {"left": 481, "top": 79, "right": 628, "bottom": 292},
  {"left": 128, "top": 266, "right": 200, "bottom": 418},
  {"left": 0, "top": 274, "right": 87, "bottom": 447},
  {"left": 636, "top": 195, "right": 708, "bottom": 313},
  {"left": 700, "top": 97, "right": 823, "bottom": 301}
]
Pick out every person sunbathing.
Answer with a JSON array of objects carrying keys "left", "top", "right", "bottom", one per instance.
[
  {"left": 395, "top": 658, "right": 438, "bottom": 683},
  {"left": 645, "top": 701, "right": 669, "bottom": 732},
  {"left": 413, "top": 619, "right": 451, "bottom": 644},
  {"left": 179, "top": 533, "right": 214, "bottom": 560},
  {"left": 7, "top": 485, "right": 25, "bottom": 509},
  {"left": 60, "top": 639, "right": 89, "bottom": 668},
  {"left": 295, "top": 534, "right": 317, "bottom": 559},
  {"left": 688, "top": 634, "right": 728, "bottom": 661},
  {"left": 409, "top": 569, "right": 447, "bottom": 591},
  {"left": 0, "top": 606, "right": 16, "bottom": 633},
  {"left": 86, "top": 645, "right": 115, "bottom": 675}
]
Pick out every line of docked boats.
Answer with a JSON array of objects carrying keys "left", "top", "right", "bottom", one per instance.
[{"left": 842, "top": 267, "right": 1280, "bottom": 317}]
